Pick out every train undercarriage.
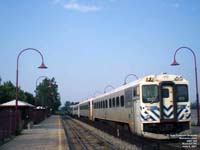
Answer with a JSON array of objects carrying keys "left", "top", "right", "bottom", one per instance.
[{"left": 143, "top": 121, "right": 190, "bottom": 134}]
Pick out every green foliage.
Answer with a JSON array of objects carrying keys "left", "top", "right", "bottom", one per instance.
[
  {"left": 24, "top": 92, "right": 35, "bottom": 105},
  {"left": 0, "top": 81, "right": 15, "bottom": 104},
  {"left": 61, "top": 101, "right": 79, "bottom": 113},
  {"left": 36, "top": 77, "right": 61, "bottom": 114},
  {"left": 0, "top": 80, "right": 35, "bottom": 105},
  {"left": 15, "top": 123, "right": 22, "bottom": 135}
]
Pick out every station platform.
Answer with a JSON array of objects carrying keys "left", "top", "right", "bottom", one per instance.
[{"left": 0, "top": 115, "right": 69, "bottom": 150}]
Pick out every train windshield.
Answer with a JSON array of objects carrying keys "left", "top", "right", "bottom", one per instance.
[
  {"left": 176, "top": 85, "right": 188, "bottom": 102},
  {"left": 142, "top": 85, "right": 159, "bottom": 103}
]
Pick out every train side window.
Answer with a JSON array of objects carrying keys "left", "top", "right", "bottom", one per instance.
[
  {"left": 116, "top": 97, "right": 119, "bottom": 107},
  {"left": 109, "top": 99, "right": 112, "bottom": 108},
  {"left": 112, "top": 98, "right": 115, "bottom": 107},
  {"left": 105, "top": 100, "right": 108, "bottom": 108},
  {"left": 103, "top": 100, "right": 105, "bottom": 108},
  {"left": 120, "top": 95, "right": 124, "bottom": 107},
  {"left": 125, "top": 88, "right": 133, "bottom": 107},
  {"left": 101, "top": 101, "right": 103, "bottom": 109}
]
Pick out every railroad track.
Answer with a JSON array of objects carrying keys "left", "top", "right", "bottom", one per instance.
[
  {"left": 62, "top": 116, "right": 116, "bottom": 150},
  {"left": 63, "top": 116, "right": 199, "bottom": 150},
  {"left": 77, "top": 117, "right": 198, "bottom": 150}
]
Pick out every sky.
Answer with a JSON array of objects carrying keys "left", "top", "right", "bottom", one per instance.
[{"left": 0, "top": 0, "right": 200, "bottom": 106}]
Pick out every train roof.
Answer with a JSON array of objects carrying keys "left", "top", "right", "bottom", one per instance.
[
  {"left": 92, "top": 73, "right": 188, "bottom": 100},
  {"left": 79, "top": 98, "right": 93, "bottom": 105},
  {"left": 77, "top": 73, "right": 188, "bottom": 104},
  {"left": 69, "top": 104, "right": 79, "bottom": 108}
]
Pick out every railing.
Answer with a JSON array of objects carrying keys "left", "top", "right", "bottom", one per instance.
[
  {"left": 0, "top": 108, "right": 48, "bottom": 142},
  {"left": 29, "top": 109, "right": 48, "bottom": 124},
  {"left": 0, "top": 109, "right": 19, "bottom": 141}
]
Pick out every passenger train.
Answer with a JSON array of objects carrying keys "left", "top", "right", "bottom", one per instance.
[{"left": 70, "top": 73, "right": 191, "bottom": 139}]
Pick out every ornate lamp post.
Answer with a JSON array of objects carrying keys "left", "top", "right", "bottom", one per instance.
[
  {"left": 123, "top": 74, "right": 138, "bottom": 85},
  {"left": 104, "top": 85, "right": 114, "bottom": 93},
  {"left": 171, "top": 46, "right": 199, "bottom": 126},
  {"left": 15, "top": 48, "right": 47, "bottom": 126}
]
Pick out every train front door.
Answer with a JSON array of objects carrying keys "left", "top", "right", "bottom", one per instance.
[{"left": 161, "top": 85, "right": 176, "bottom": 121}]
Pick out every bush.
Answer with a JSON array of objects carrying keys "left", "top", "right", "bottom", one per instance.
[{"left": 15, "top": 123, "right": 22, "bottom": 135}]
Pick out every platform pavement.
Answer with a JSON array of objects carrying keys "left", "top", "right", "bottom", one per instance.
[{"left": 0, "top": 115, "right": 69, "bottom": 150}]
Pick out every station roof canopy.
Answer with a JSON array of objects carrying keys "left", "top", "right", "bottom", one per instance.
[{"left": 0, "top": 99, "right": 34, "bottom": 108}]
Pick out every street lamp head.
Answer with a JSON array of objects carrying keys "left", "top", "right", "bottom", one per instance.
[
  {"left": 171, "top": 59, "right": 180, "bottom": 66},
  {"left": 38, "top": 62, "right": 48, "bottom": 69}
]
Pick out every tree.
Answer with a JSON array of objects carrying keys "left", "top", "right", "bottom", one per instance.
[
  {"left": 36, "top": 77, "right": 61, "bottom": 113},
  {"left": 24, "top": 92, "right": 35, "bottom": 105},
  {"left": 0, "top": 81, "right": 15, "bottom": 104},
  {"left": 63, "top": 101, "right": 71, "bottom": 112},
  {"left": 0, "top": 80, "right": 35, "bottom": 105},
  {"left": 61, "top": 101, "right": 79, "bottom": 114}
]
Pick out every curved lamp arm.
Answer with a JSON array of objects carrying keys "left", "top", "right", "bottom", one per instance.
[
  {"left": 15, "top": 48, "right": 47, "bottom": 123},
  {"left": 123, "top": 74, "right": 138, "bottom": 85},
  {"left": 171, "top": 46, "right": 199, "bottom": 125},
  {"left": 104, "top": 85, "right": 114, "bottom": 93}
]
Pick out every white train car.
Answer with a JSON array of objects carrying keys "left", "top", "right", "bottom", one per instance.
[
  {"left": 79, "top": 98, "right": 93, "bottom": 120},
  {"left": 70, "top": 104, "right": 79, "bottom": 117},
  {"left": 92, "top": 73, "right": 191, "bottom": 139}
]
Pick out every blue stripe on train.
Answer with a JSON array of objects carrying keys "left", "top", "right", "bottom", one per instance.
[
  {"left": 177, "top": 105, "right": 187, "bottom": 116},
  {"left": 150, "top": 116, "right": 156, "bottom": 121},
  {"left": 151, "top": 110, "right": 160, "bottom": 119},
  {"left": 186, "top": 113, "right": 191, "bottom": 119},
  {"left": 163, "top": 111, "right": 173, "bottom": 118},
  {"left": 179, "top": 115, "right": 184, "bottom": 120},
  {"left": 140, "top": 114, "right": 147, "bottom": 121},
  {"left": 163, "top": 105, "right": 173, "bottom": 111}
]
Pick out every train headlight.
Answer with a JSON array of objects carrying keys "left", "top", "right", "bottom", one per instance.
[
  {"left": 174, "top": 76, "right": 183, "bottom": 81},
  {"left": 146, "top": 77, "right": 154, "bottom": 82}
]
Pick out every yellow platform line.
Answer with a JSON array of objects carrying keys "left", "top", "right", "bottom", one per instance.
[{"left": 58, "top": 116, "right": 63, "bottom": 150}]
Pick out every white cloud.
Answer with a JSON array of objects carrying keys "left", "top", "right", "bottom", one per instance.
[
  {"left": 64, "top": 1, "right": 100, "bottom": 12},
  {"left": 52, "top": 0, "right": 118, "bottom": 12}
]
